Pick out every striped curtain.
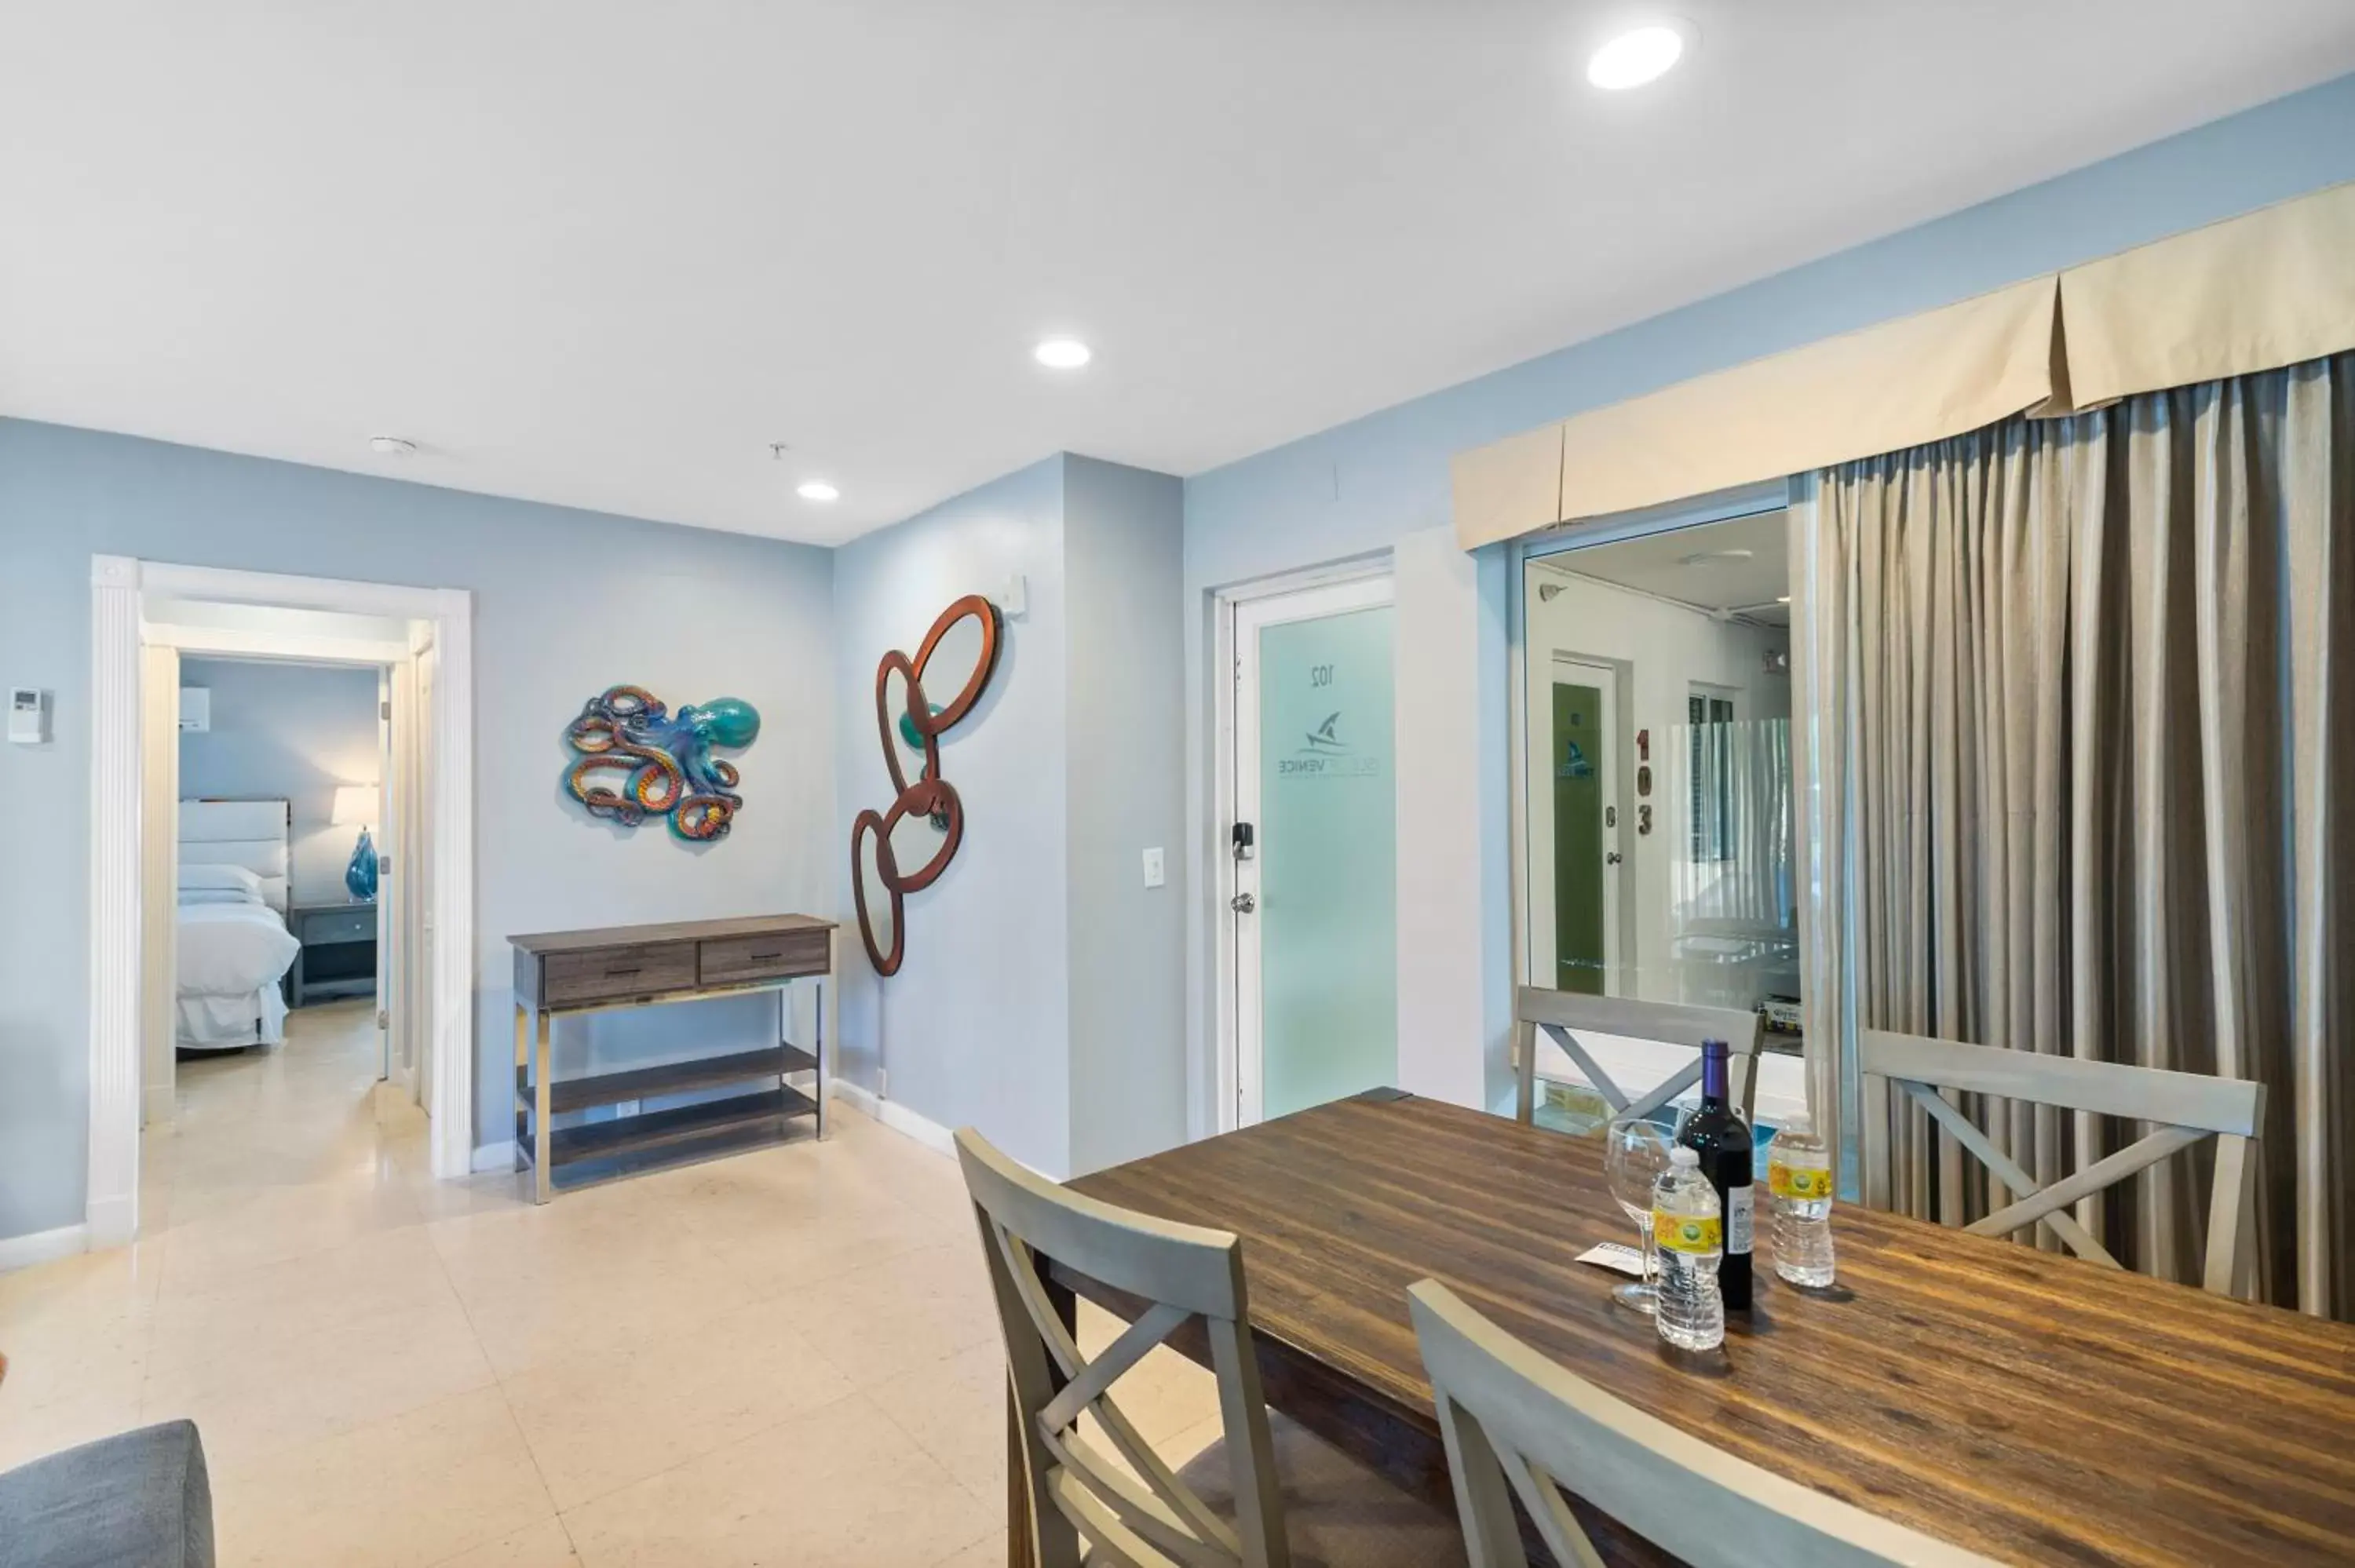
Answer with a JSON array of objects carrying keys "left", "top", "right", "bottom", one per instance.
[{"left": 1794, "top": 352, "right": 2355, "bottom": 1315}]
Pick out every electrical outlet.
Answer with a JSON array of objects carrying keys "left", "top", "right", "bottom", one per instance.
[{"left": 1142, "top": 847, "right": 1166, "bottom": 888}]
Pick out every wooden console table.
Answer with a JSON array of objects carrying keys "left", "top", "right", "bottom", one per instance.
[{"left": 510, "top": 914, "right": 835, "bottom": 1203}]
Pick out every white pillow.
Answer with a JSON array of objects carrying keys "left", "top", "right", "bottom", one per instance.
[
  {"left": 178, "top": 863, "right": 263, "bottom": 896},
  {"left": 178, "top": 887, "right": 262, "bottom": 906}
]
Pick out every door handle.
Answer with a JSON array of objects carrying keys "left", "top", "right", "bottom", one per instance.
[
  {"left": 1230, "top": 892, "right": 1257, "bottom": 914},
  {"left": 1605, "top": 852, "right": 1623, "bottom": 866}
]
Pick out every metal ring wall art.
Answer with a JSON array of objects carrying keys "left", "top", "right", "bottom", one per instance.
[{"left": 851, "top": 595, "right": 1003, "bottom": 975}]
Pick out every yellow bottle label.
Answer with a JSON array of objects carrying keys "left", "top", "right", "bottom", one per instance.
[
  {"left": 1652, "top": 1210, "right": 1722, "bottom": 1256},
  {"left": 1770, "top": 1162, "right": 1832, "bottom": 1202}
]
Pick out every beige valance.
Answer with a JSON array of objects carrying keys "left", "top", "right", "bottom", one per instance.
[
  {"left": 1456, "top": 178, "right": 2355, "bottom": 550},
  {"left": 2061, "top": 178, "right": 2355, "bottom": 410}
]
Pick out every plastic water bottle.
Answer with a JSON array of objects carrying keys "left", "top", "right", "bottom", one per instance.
[
  {"left": 1652, "top": 1147, "right": 1725, "bottom": 1351},
  {"left": 1769, "top": 1113, "right": 1837, "bottom": 1288}
]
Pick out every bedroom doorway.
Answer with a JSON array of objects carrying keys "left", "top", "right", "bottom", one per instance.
[
  {"left": 86, "top": 558, "right": 475, "bottom": 1249},
  {"left": 172, "top": 658, "right": 388, "bottom": 1055}
]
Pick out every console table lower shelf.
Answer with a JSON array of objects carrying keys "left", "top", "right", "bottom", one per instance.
[{"left": 509, "top": 916, "right": 835, "bottom": 1202}]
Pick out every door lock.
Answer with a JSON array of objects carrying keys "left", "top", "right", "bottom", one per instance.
[
  {"left": 1605, "top": 852, "right": 1623, "bottom": 866},
  {"left": 1230, "top": 892, "right": 1257, "bottom": 914}
]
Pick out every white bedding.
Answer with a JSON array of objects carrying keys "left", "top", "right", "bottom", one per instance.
[
  {"left": 178, "top": 985, "right": 289, "bottom": 1049},
  {"left": 178, "top": 900, "right": 301, "bottom": 997}
]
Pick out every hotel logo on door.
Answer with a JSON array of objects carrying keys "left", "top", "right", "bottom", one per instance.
[{"left": 1281, "top": 662, "right": 1382, "bottom": 779}]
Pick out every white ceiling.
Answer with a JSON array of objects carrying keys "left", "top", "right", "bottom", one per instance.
[
  {"left": 1541, "top": 510, "right": 1790, "bottom": 626},
  {"left": 5, "top": 4, "right": 2353, "bottom": 546}
]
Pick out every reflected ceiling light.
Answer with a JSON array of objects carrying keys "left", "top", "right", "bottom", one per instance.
[
  {"left": 1679, "top": 547, "right": 1754, "bottom": 567},
  {"left": 1033, "top": 337, "right": 1093, "bottom": 370},
  {"left": 367, "top": 435, "right": 416, "bottom": 457},
  {"left": 1776, "top": 595, "right": 1791, "bottom": 604},
  {"left": 797, "top": 480, "right": 840, "bottom": 502},
  {"left": 1588, "top": 23, "right": 1686, "bottom": 90}
]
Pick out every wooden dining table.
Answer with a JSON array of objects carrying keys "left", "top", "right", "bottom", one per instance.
[{"left": 1008, "top": 1088, "right": 2355, "bottom": 1566}]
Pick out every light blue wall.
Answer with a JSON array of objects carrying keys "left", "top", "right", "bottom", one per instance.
[
  {"left": 1178, "top": 72, "right": 2355, "bottom": 1131},
  {"left": 833, "top": 456, "right": 1074, "bottom": 1174},
  {"left": 831, "top": 452, "right": 1187, "bottom": 1178},
  {"left": 179, "top": 658, "right": 382, "bottom": 906},
  {"left": 0, "top": 420, "right": 834, "bottom": 1241},
  {"left": 1062, "top": 457, "right": 1186, "bottom": 1175}
]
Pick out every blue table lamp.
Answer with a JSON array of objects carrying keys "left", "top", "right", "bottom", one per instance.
[{"left": 332, "top": 785, "right": 379, "bottom": 901}]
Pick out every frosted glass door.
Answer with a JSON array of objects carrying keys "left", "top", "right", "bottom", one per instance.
[{"left": 1251, "top": 602, "right": 1397, "bottom": 1119}]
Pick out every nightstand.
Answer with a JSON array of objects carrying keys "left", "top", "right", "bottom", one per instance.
[{"left": 290, "top": 899, "right": 377, "bottom": 1007}]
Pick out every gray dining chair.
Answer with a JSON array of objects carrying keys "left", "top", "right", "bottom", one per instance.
[
  {"left": 1858, "top": 1029, "right": 2266, "bottom": 1296},
  {"left": 1513, "top": 986, "right": 1764, "bottom": 1128},
  {"left": 956, "top": 1127, "right": 1462, "bottom": 1568},
  {"left": 1406, "top": 1279, "right": 2002, "bottom": 1568}
]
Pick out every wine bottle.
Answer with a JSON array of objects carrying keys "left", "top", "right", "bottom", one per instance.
[{"left": 1677, "top": 1039, "right": 1754, "bottom": 1310}]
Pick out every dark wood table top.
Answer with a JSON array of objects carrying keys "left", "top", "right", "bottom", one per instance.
[{"left": 1068, "top": 1091, "right": 2355, "bottom": 1567}]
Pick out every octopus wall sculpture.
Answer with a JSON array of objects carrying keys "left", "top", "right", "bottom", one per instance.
[
  {"left": 564, "top": 685, "right": 761, "bottom": 841},
  {"left": 851, "top": 595, "right": 1002, "bottom": 975}
]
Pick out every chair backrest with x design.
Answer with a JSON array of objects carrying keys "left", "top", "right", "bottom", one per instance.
[
  {"left": 1406, "top": 1279, "right": 2001, "bottom": 1568},
  {"left": 1857, "top": 1030, "right": 2266, "bottom": 1296},
  {"left": 1514, "top": 987, "right": 1764, "bottom": 1129},
  {"left": 955, "top": 1126, "right": 1287, "bottom": 1568}
]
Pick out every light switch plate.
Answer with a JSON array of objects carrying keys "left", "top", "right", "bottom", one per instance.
[{"left": 1141, "top": 847, "right": 1165, "bottom": 888}]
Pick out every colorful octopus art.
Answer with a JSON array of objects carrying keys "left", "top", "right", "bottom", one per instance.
[{"left": 564, "top": 685, "right": 761, "bottom": 841}]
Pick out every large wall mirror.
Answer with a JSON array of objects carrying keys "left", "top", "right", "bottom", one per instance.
[{"left": 1519, "top": 509, "right": 1803, "bottom": 1131}]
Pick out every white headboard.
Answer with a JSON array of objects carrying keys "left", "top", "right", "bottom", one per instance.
[{"left": 181, "top": 797, "right": 291, "bottom": 913}]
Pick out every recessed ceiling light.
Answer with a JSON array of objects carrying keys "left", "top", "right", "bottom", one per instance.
[
  {"left": 1033, "top": 337, "right": 1092, "bottom": 370},
  {"left": 1588, "top": 23, "right": 1687, "bottom": 90},
  {"left": 797, "top": 480, "right": 840, "bottom": 502},
  {"left": 1776, "top": 595, "right": 1792, "bottom": 604},
  {"left": 367, "top": 435, "right": 416, "bottom": 457}
]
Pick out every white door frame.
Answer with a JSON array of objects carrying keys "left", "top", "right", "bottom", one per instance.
[
  {"left": 88, "top": 556, "right": 475, "bottom": 1247},
  {"left": 1214, "top": 560, "right": 1394, "bottom": 1132}
]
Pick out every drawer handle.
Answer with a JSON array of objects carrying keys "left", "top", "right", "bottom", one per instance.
[
  {"left": 604, "top": 965, "right": 643, "bottom": 976},
  {"left": 747, "top": 950, "right": 783, "bottom": 962}
]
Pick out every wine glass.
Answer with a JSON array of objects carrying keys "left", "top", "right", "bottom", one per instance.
[{"left": 1604, "top": 1116, "right": 1674, "bottom": 1314}]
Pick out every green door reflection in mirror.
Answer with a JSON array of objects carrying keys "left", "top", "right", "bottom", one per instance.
[{"left": 1553, "top": 682, "right": 1607, "bottom": 996}]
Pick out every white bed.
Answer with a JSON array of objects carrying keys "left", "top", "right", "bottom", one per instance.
[{"left": 177, "top": 798, "right": 302, "bottom": 1051}]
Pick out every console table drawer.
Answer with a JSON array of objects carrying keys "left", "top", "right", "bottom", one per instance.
[
  {"left": 542, "top": 943, "right": 697, "bottom": 1005},
  {"left": 700, "top": 928, "right": 830, "bottom": 986}
]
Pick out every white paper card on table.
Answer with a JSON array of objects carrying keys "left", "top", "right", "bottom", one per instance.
[{"left": 1575, "top": 1242, "right": 1652, "bottom": 1278}]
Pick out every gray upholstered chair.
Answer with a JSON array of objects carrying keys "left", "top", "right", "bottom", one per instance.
[
  {"left": 957, "top": 1126, "right": 1462, "bottom": 1568},
  {"left": 0, "top": 1419, "right": 214, "bottom": 1567}
]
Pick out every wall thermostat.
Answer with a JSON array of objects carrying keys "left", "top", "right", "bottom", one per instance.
[{"left": 8, "top": 687, "right": 51, "bottom": 746}]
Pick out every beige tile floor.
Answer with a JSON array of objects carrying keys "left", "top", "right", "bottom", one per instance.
[{"left": 0, "top": 1000, "right": 1221, "bottom": 1566}]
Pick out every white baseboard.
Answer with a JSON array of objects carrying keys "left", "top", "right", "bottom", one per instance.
[
  {"left": 829, "top": 1078, "right": 954, "bottom": 1159},
  {"left": 470, "top": 1140, "right": 517, "bottom": 1174},
  {"left": 86, "top": 1194, "right": 137, "bottom": 1251},
  {"left": 0, "top": 1223, "right": 89, "bottom": 1273}
]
